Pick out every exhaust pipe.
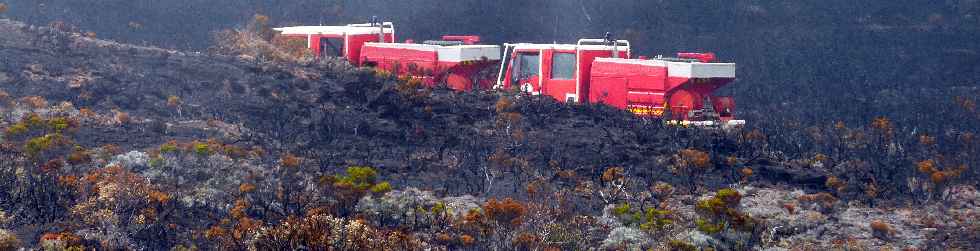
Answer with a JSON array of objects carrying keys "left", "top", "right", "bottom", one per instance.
[{"left": 371, "top": 16, "right": 385, "bottom": 43}]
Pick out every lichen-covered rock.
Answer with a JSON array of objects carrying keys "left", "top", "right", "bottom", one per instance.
[
  {"left": 600, "top": 227, "right": 651, "bottom": 251},
  {"left": 728, "top": 185, "right": 979, "bottom": 250},
  {"left": 356, "top": 187, "right": 482, "bottom": 229},
  {"left": 597, "top": 204, "right": 626, "bottom": 229},
  {"left": 672, "top": 229, "right": 725, "bottom": 250},
  {"left": 109, "top": 150, "right": 148, "bottom": 168}
]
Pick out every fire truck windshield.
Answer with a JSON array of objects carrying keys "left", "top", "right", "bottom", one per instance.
[{"left": 513, "top": 53, "right": 540, "bottom": 82}]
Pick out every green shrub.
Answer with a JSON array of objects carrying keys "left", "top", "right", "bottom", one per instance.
[
  {"left": 370, "top": 181, "right": 391, "bottom": 194},
  {"left": 611, "top": 203, "right": 674, "bottom": 232},
  {"left": 639, "top": 208, "right": 673, "bottom": 231},
  {"left": 159, "top": 142, "right": 178, "bottom": 154},
  {"left": 694, "top": 188, "right": 757, "bottom": 235},
  {"left": 695, "top": 218, "right": 724, "bottom": 234},
  {"left": 716, "top": 188, "right": 741, "bottom": 204},
  {"left": 192, "top": 142, "right": 211, "bottom": 156},
  {"left": 667, "top": 239, "right": 697, "bottom": 251},
  {"left": 3, "top": 123, "right": 28, "bottom": 137},
  {"left": 613, "top": 203, "right": 631, "bottom": 216},
  {"left": 149, "top": 157, "right": 164, "bottom": 168},
  {"left": 25, "top": 134, "right": 64, "bottom": 157},
  {"left": 431, "top": 201, "right": 447, "bottom": 214},
  {"left": 334, "top": 166, "right": 379, "bottom": 191},
  {"left": 48, "top": 117, "right": 70, "bottom": 132}
]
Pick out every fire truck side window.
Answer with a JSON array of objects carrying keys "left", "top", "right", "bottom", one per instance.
[
  {"left": 320, "top": 38, "right": 344, "bottom": 57},
  {"left": 512, "top": 53, "right": 540, "bottom": 83},
  {"left": 551, "top": 52, "right": 576, "bottom": 80}
]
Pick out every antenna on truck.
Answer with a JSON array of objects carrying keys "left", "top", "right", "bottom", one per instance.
[
  {"left": 604, "top": 32, "right": 620, "bottom": 58},
  {"left": 371, "top": 16, "right": 385, "bottom": 43},
  {"left": 553, "top": 15, "right": 559, "bottom": 44}
]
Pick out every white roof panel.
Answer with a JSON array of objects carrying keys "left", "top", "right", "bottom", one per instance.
[
  {"left": 274, "top": 23, "right": 393, "bottom": 36},
  {"left": 508, "top": 43, "right": 629, "bottom": 51}
]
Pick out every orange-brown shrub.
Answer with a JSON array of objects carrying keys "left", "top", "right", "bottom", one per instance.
[
  {"left": 239, "top": 183, "right": 257, "bottom": 194},
  {"left": 166, "top": 95, "right": 181, "bottom": 108},
  {"left": 799, "top": 192, "right": 838, "bottom": 209},
  {"left": 512, "top": 232, "right": 541, "bottom": 249},
  {"left": 67, "top": 148, "right": 91, "bottom": 165},
  {"left": 782, "top": 203, "right": 797, "bottom": 214},
  {"left": 495, "top": 96, "right": 514, "bottom": 113},
  {"left": 0, "top": 90, "right": 10, "bottom": 104},
  {"left": 147, "top": 190, "right": 171, "bottom": 204},
  {"left": 813, "top": 153, "right": 828, "bottom": 163},
  {"left": 483, "top": 198, "right": 526, "bottom": 227},
  {"left": 102, "top": 143, "right": 123, "bottom": 156},
  {"left": 204, "top": 225, "right": 227, "bottom": 240},
  {"left": 825, "top": 176, "right": 845, "bottom": 192},
  {"left": 39, "top": 232, "right": 83, "bottom": 250},
  {"left": 871, "top": 117, "right": 894, "bottom": 138},
  {"left": 463, "top": 208, "right": 482, "bottom": 224},
  {"left": 280, "top": 153, "right": 301, "bottom": 168},
  {"left": 58, "top": 175, "right": 79, "bottom": 187},
  {"left": 601, "top": 167, "right": 624, "bottom": 182},
  {"left": 917, "top": 159, "right": 937, "bottom": 174},
  {"left": 435, "top": 233, "right": 453, "bottom": 243},
  {"left": 930, "top": 171, "right": 953, "bottom": 184},
  {"left": 459, "top": 235, "right": 475, "bottom": 246},
  {"left": 870, "top": 220, "right": 893, "bottom": 238},
  {"left": 23, "top": 96, "right": 48, "bottom": 109},
  {"left": 78, "top": 107, "right": 96, "bottom": 118},
  {"left": 679, "top": 149, "right": 711, "bottom": 169},
  {"left": 114, "top": 110, "right": 130, "bottom": 125},
  {"left": 740, "top": 167, "right": 754, "bottom": 177},
  {"left": 558, "top": 169, "right": 576, "bottom": 179},
  {"left": 40, "top": 158, "right": 64, "bottom": 173}
]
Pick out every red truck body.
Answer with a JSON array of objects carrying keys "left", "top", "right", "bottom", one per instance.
[
  {"left": 274, "top": 23, "right": 500, "bottom": 90},
  {"left": 590, "top": 57, "right": 737, "bottom": 122}
]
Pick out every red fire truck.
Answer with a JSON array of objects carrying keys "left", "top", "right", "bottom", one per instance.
[
  {"left": 495, "top": 36, "right": 743, "bottom": 126},
  {"left": 274, "top": 22, "right": 501, "bottom": 90},
  {"left": 275, "top": 21, "right": 742, "bottom": 126}
]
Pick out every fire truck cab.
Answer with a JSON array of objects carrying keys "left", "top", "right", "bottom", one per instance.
[{"left": 496, "top": 38, "right": 631, "bottom": 103}]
